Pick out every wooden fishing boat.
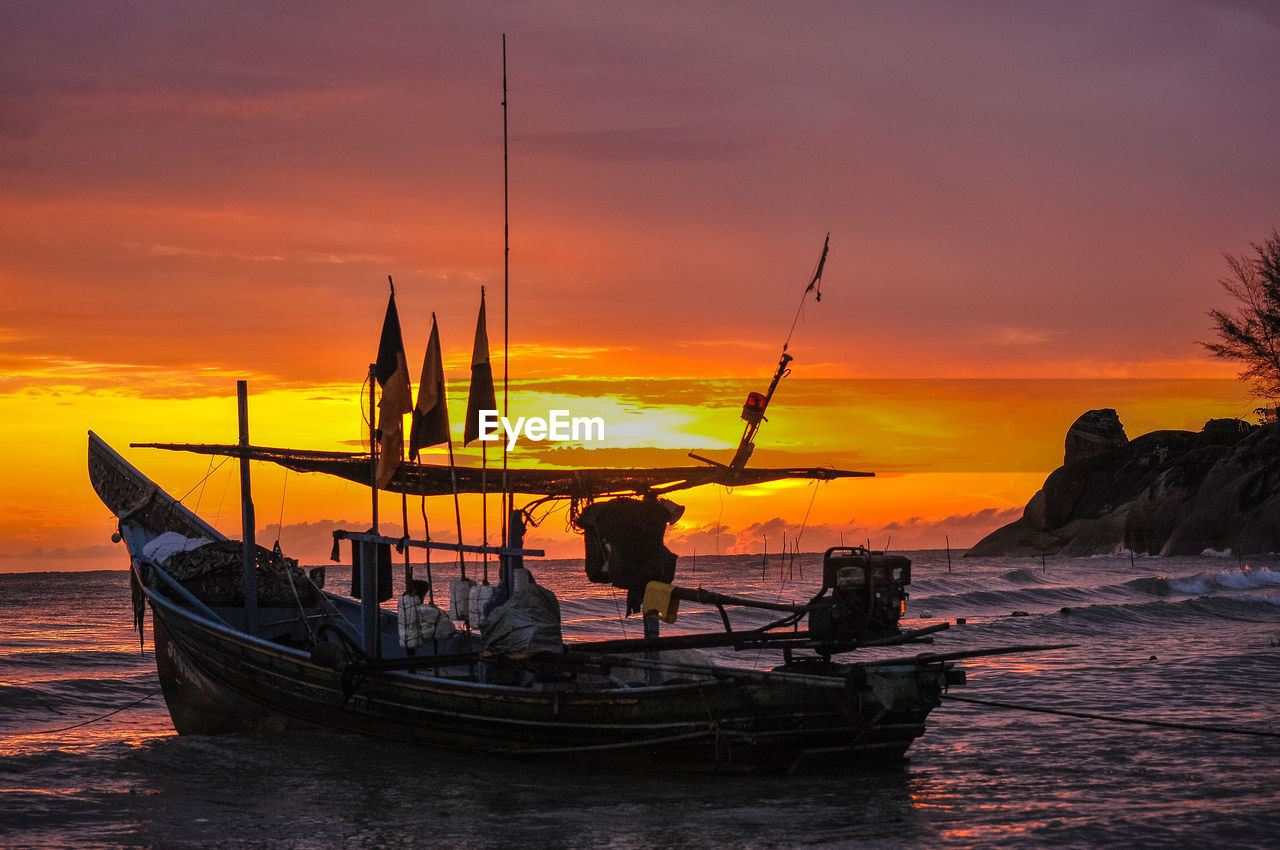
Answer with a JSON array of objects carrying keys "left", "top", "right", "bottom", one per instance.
[
  {"left": 86, "top": 45, "right": 1075, "bottom": 767},
  {"left": 88, "top": 424, "right": 993, "bottom": 772}
]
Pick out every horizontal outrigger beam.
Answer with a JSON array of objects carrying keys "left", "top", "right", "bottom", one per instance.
[
  {"left": 570, "top": 622, "right": 953, "bottom": 655},
  {"left": 331, "top": 642, "right": 1077, "bottom": 689},
  {"left": 330, "top": 529, "right": 544, "bottom": 559},
  {"left": 131, "top": 441, "right": 873, "bottom": 498},
  {"left": 846, "top": 643, "right": 1078, "bottom": 669}
]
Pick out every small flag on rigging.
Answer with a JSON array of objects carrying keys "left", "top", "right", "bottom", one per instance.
[
  {"left": 410, "top": 314, "right": 451, "bottom": 460},
  {"left": 374, "top": 290, "right": 413, "bottom": 488},
  {"left": 464, "top": 289, "right": 498, "bottom": 446}
]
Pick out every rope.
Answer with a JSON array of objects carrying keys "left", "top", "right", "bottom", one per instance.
[
  {"left": 275, "top": 469, "right": 288, "bottom": 547},
  {"left": 176, "top": 455, "right": 230, "bottom": 505},
  {"left": 944, "top": 693, "right": 1280, "bottom": 738},
  {"left": 8, "top": 688, "right": 162, "bottom": 737},
  {"left": 791, "top": 480, "right": 821, "bottom": 555}
]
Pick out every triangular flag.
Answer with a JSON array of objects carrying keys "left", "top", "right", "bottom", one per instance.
[
  {"left": 410, "top": 314, "right": 451, "bottom": 460},
  {"left": 464, "top": 290, "right": 498, "bottom": 446},
  {"left": 375, "top": 290, "right": 413, "bottom": 488}
]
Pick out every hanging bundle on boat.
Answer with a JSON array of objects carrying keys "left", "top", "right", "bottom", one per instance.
[
  {"left": 397, "top": 580, "right": 456, "bottom": 649},
  {"left": 450, "top": 577, "right": 476, "bottom": 625},
  {"left": 468, "top": 582, "right": 496, "bottom": 631},
  {"left": 574, "top": 496, "right": 685, "bottom": 614}
]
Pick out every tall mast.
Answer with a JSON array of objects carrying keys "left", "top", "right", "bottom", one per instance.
[
  {"left": 237, "top": 380, "right": 257, "bottom": 628},
  {"left": 501, "top": 34, "right": 511, "bottom": 543}
]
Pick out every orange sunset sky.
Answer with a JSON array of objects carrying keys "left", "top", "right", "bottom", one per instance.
[{"left": 2, "top": 3, "right": 1277, "bottom": 572}]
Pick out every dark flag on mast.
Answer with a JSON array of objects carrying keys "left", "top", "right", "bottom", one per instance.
[
  {"left": 410, "top": 314, "right": 451, "bottom": 460},
  {"left": 375, "top": 290, "right": 413, "bottom": 488},
  {"left": 464, "top": 289, "right": 498, "bottom": 446}
]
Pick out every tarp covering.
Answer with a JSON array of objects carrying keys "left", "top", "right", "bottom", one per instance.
[
  {"left": 480, "top": 579, "right": 563, "bottom": 658},
  {"left": 156, "top": 539, "right": 326, "bottom": 607}
]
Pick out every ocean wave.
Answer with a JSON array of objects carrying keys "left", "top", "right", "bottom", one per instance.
[
  {"left": 911, "top": 584, "right": 1102, "bottom": 614},
  {"left": 0, "top": 649, "right": 150, "bottom": 671},
  {"left": 1001, "top": 568, "right": 1046, "bottom": 584},
  {"left": 1159, "top": 567, "right": 1280, "bottom": 596},
  {"left": 963, "top": 595, "right": 1280, "bottom": 634}
]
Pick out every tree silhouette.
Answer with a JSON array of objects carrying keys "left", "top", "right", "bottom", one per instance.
[{"left": 1201, "top": 230, "right": 1280, "bottom": 400}]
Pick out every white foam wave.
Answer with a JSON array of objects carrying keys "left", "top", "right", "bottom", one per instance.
[{"left": 1168, "top": 567, "right": 1280, "bottom": 594}]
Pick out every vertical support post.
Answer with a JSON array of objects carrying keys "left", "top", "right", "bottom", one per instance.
[
  {"left": 643, "top": 615, "right": 662, "bottom": 686},
  {"left": 499, "top": 508, "right": 524, "bottom": 602},
  {"left": 368, "top": 363, "right": 379, "bottom": 533},
  {"left": 359, "top": 540, "right": 381, "bottom": 660},
  {"left": 237, "top": 381, "right": 258, "bottom": 631},
  {"left": 365, "top": 362, "right": 383, "bottom": 659}
]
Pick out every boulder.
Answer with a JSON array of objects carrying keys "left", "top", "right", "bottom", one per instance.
[
  {"left": 968, "top": 414, "right": 1276, "bottom": 557},
  {"left": 1063, "top": 408, "right": 1128, "bottom": 466}
]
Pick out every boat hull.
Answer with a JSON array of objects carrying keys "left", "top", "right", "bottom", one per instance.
[
  {"left": 147, "top": 590, "right": 947, "bottom": 772},
  {"left": 92, "top": 430, "right": 952, "bottom": 773}
]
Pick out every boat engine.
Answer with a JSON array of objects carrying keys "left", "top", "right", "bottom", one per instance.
[{"left": 807, "top": 546, "right": 911, "bottom": 644}]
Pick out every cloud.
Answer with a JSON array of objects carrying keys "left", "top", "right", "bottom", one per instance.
[
  {"left": 987, "top": 327, "right": 1064, "bottom": 346},
  {"left": 0, "top": 544, "right": 121, "bottom": 561},
  {"left": 664, "top": 504, "right": 1025, "bottom": 556},
  {"left": 667, "top": 522, "right": 738, "bottom": 556}
]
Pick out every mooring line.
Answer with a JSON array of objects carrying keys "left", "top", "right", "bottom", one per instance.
[
  {"left": 5, "top": 688, "right": 162, "bottom": 737},
  {"left": 944, "top": 693, "right": 1280, "bottom": 738}
]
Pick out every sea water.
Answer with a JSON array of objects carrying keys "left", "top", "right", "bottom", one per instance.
[{"left": 2, "top": 552, "right": 1279, "bottom": 848}]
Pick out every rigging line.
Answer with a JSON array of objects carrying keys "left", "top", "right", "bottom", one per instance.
[
  {"left": 302, "top": 569, "right": 361, "bottom": 633},
  {"left": 944, "top": 694, "right": 1280, "bottom": 738},
  {"left": 282, "top": 556, "right": 317, "bottom": 645},
  {"left": 419, "top": 489, "right": 434, "bottom": 605},
  {"left": 792, "top": 480, "right": 821, "bottom": 556},
  {"left": 194, "top": 455, "right": 214, "bottom": 514},
  {"left": 359, "top": 371, "right": 374, "bottom": 431},
  {"left": 715, "top": 485, "right": 725, "bottom": 558},
  {"left": 609, "top": 587, "right": 630, "bottom": 639},
  {"left": 176, "top": 455, "right": 231, "bottom": 505},
  {"left": 275, "top": 469, "right": 288, "bottom": 546},
  {"left": 751, "top": 482, "right": 820, "bottom": 664},
  {"left": 7, "top": 688, "right": 163, "bottom": 737}
]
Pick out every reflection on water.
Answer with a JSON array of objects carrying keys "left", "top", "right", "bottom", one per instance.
[{"left": 96, "top": 731, "right": 935, "bottom": 848}]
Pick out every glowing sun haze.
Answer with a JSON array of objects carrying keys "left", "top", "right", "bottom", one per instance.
[{"left": 2, "top": 2, "right": 1277, "bottom": 570}]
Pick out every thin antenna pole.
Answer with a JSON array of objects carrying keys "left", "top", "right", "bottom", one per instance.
[
  {"left": 481, "top": 282, "right": 490, "bottom": 583},
  {"left": 481, "top": 437, "right": 489, "bottom": 584},
  {"left": 501, "top": 33, "right": 511, "bottom": 544},
  {"left": 784, "top": 233, "right": 829, "bottom": 353}
]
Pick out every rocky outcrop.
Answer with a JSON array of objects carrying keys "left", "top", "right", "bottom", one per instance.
[
  {"left": 1064, "top": 408, "right": 1128, "bottom": 465},
  {"left": 967, "top": 410, "right": 1280, "bottom": 557}
]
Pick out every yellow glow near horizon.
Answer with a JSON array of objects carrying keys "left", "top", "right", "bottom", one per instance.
[{"left": 0, "top": 370, "right": 1256, "bottom": 572}]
